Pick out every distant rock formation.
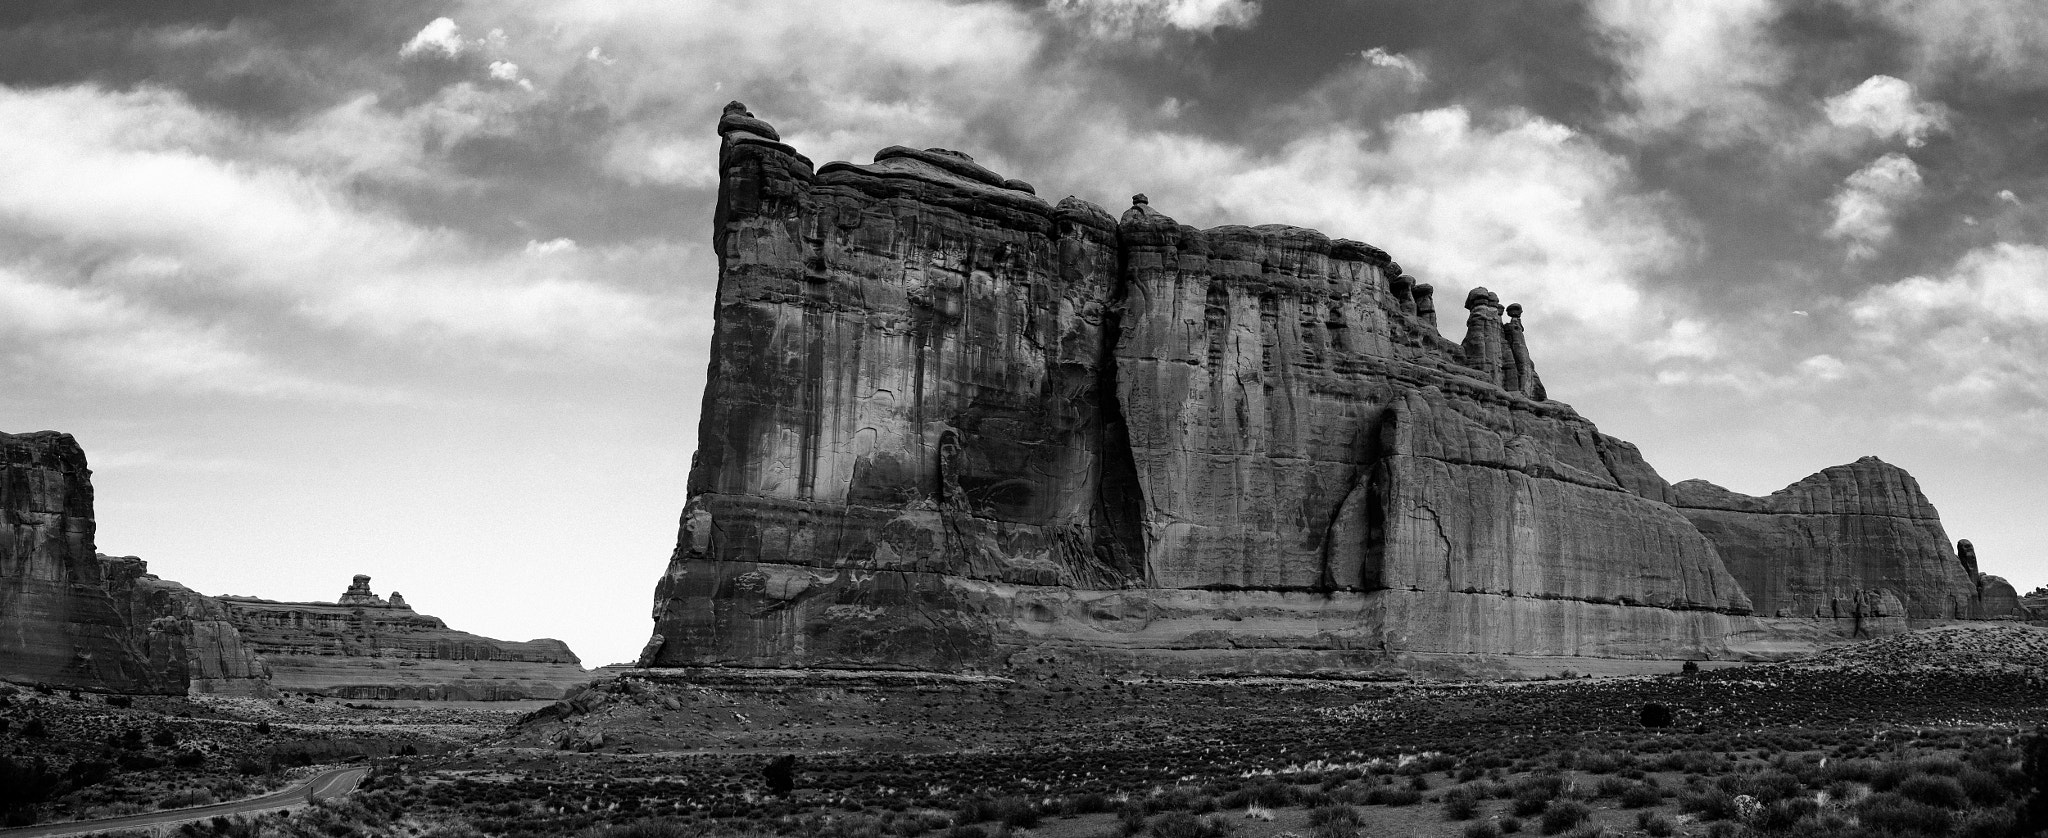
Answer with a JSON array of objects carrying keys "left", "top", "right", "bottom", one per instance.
[
  {"left": 2, "top": 430, "right": 584, "bottom": 697},
  {"left": 1672, "top": 458, "right": 1991, "bottom": 621},
  {"left": 338, "top": 574, "right": 387, "bottom": 607},
  {"left": 215, "top": 586, "right": 584, "bottom": 701},
  {"left": 641, "top": 104, "right": 2010, "bottom": 676}
]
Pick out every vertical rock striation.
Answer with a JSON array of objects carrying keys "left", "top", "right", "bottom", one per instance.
[
  {"left": 0, "top": 432, "right": 160, "bottom": 690},
  {"left": 648, "top": 105, "right": 2001, "bottom": 675}
]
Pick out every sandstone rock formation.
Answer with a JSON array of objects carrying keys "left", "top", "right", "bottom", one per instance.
[
  {"left": 1672, "top": 458, "right": 1994, "bottom": 621},
  {"left": 215, "top": 585, "right": 585, "bottom": 700},
  {"left": 98, "top": 554, "right": 273, "bottom": 696},
  {"left": 1, "top": 432, "right": 161, "bottom": 691},
  {"left": 3, "top": 430, "right": 584, "bottom": 698},
  {"left": 644, "top": 104, "right": 2006, "bottom": 676}
]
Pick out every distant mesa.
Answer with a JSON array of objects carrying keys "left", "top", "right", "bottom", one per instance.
[
  {"left": 1, "top": 430, "right": 585, "bottom": 699},
  {"left": 638, "top": 103, "right": 2028, "bottom": 677}
]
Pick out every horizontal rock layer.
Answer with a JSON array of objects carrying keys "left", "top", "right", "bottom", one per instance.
[
  {"left": 214, "top": 586, "right": 585, "bottom": 701},
  {"left": 645, "top": 104, "right": 2002, "bottom": 675}
]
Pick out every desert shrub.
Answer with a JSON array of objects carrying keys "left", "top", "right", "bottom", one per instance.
[
  {"left": 1678, "top": 789, "right": 1737, "bottom": 821},
  {"left": 1306, "top": 805, "right": 1361, "bottom": 828},
  {"left": 1590, "top": 777, "right": 1631, "bottom": 799},
  {"left": 1409, "top": 773, "right": 1431, "bottom": 791},
  {"left": 153, "top": 727, "right": 178, "bottom": 747},
  {"left": 1896, "top": 774, "right": 1967, "bottom": 809},
  {"left": 1618, "top": 783, "right": 1662, "bottom": 809},
  {"left": 1065, "top": 792, "right": 1113, "bottom": 815},
  {"left": 1744, "top": 771, "right": 1802, "bottom": 804},
  {"left": 1498, "top": 815, "right": 1523, "bottom": 834},
  {"left": 1952, "top": 807, "right": 2018, "bottom": 838},
  {"left": 1635, "top": 812, "right": 1674, "bottom": 837},
  {"left": 1117, "top": 803, "right": 1147, "bottom": 836},
  {"left": 254, "top": 721, "right": 271, "bottom": 735},
  {"left": 1537, "top": 801, "right": 1590, "bottom": 835},
  {"left": 106, "top": 694, "right": 132, "bottom": 708},
  {"left": 1578, "top": 752, "right": 1625, "bottom": 774},
  {"left": 174, "top": 749, "right": 207, "bottom": 769},
  {"left": 1509, "top": 775, "right": 1564, "bottom": 817},
  {"left": 1221, "top": 781, "right": 1295, "bottom": 809},
  {"left": 1463, "top": 821, "right": 1502, "bottom": 838},
  {"left": 20, "top": 718, "right": 46, "bottom": 738},
  {"left": 1363, "top": 787, "right": 1422, "bottom": 806},
  {"left": 1854, "top": 792, "right": 1952, "bottom": 837},
  {"left": 2023, "top": 727, "right": 2048, "bottom": 836},
  {"left": 1753, "top": 797, "right": 1818, "bottom": 832},
  {"left": 1442, "top": 786, "right": 1482, "bottom": 820},
  {"left": 1957, "top": 767, "right": 2012, "bottom": 806},
  {"left": 1147, "top": 811, "right": 1234, "bottom": 838}
]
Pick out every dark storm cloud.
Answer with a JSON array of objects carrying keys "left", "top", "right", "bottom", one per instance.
[{"left": 0, "top": 1, "right": 460, "bottom": 118}]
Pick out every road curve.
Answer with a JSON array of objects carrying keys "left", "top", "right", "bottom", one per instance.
[{"left": 0, "top": 765, "right": 368, "bottom": 838}]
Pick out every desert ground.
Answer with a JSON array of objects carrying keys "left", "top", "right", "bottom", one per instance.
[{"left": 4, "top": 624, "right": 2045, "bottom": 838}]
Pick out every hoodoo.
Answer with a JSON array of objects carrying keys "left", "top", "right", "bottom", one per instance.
[{"left": 643, "top": 104, "right": 2011, "bottom": 676}]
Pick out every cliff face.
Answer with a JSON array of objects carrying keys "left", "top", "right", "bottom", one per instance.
[
  {"left": 648, "top": 104, "right": 1901, "bottom": 675},
  {"left": 0, "top": 432, "right": 161, "bottom": 691},
  {"left": 98, "top": 555, "right": 273, "bottom": 696},
  {"left": 1673, "top": 458, "right": 1994, "bottom": 621},
  {"left": 216, "top": 578, "right": 585, "bottom": 700}
]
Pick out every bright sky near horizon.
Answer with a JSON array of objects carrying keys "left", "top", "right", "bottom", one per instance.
[{"left": 2, "top": 0, "right": 2044, "bottom": 667}]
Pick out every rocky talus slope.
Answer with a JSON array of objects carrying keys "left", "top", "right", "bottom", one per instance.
[
  {"left": 2, "top": 431, "right": 583, "bottom": 697},
  {"left": 643, "top": 103, "right": 2018, "bottom": 676}
]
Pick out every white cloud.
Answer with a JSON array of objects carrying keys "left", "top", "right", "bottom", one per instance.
[
  {"left": 488, "top": 60, "right": 522, "bottom": 81},
  {"left": 400, "top": 17, "right": 468, "bottom": 58},
  {"left": 1823, "top": 75, "right": 1948, "bottom": 148},
  {"left": 1999, "top": 189, "right": 2020, "bottom": 204},
  {"left": 1842, "top": 243, "right": 2048, "bottom": 440},
  {"left": 1798, "top": 354, "right": 1848, "bottom": 381},
  {"left": 0, "top": 82, "right": 691, "bottom": 402},
  {"left": 524, "top": 238, "right": 578, "bottom": 257},
  {"left": 1826, "top": 153, "right": 1924, "bottom": 260},
  {"left": 1046, "top": 0, "right": 1259, "bottom": 41},
  {"left": 1593, "top": 0, "right": 1786, "bottom": 143},
  {"left": 1359, "top": 47, "right": 1425, "bottom": 80}
]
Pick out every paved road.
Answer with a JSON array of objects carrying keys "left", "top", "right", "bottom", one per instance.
[{"left": 0, "top": 765, "right": 368, "bottom": 837}]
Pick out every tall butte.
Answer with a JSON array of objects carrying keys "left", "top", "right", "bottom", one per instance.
[{"left": 640, "top": 103, "right": 2016, "bottom": 677}]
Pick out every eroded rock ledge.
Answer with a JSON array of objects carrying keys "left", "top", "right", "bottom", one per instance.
[{"left": 650, "top": 103, "right": 2011, "bottom": 675}]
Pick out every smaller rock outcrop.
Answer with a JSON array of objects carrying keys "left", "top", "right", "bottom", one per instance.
[
  {"left": 1673, "top": 458, "right": 1987, "bottom": 621},
  {"left": 338, "top": 574, "right": 388, "bottom": 607},
  {"left": 1502, "top": 303, "right": 1546, "bottom": 400},
  {"left": 1459, "top": 287, "right": 1506, "bottom": 385},
  {"left": 98, "top": 555, "right": 273, "bottom": 696}
]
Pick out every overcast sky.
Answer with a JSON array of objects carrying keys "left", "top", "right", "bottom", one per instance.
[{"left": 4, "top": 0, "right": 2044, "bottom": 667}]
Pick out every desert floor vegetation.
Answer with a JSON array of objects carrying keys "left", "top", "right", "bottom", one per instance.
[{"left": 6, "top": 629, "right": 2048, "bottom": 837}]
